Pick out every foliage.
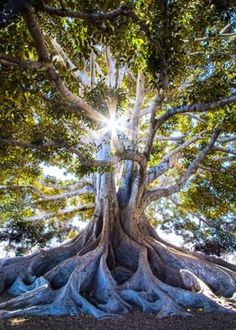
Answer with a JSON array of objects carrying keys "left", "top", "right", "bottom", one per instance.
[{"left": 0, "top": 0, "right": 235, "bottom": 255}]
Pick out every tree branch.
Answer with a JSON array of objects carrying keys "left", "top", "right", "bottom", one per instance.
[
  {"left": 170, "top": 197, "right": 221, "bottom": 230},
  {"left": 0, "top": 54, "right": 45, "bottom": 70},
  {"left": 39, "top": 4, "right": 154, "bottom": 43},
  {"left": 146, "top": 131, "right": 207, "bottom": 184},
  {"left": 51, "top": 38, "right": 90, "bottom": 87},
  {"left": 146, "top": 129, "right": 220, "bottom": 203},
  {"left": 39, "top": 4, "right": 132, "bottom": 21},
  {"left": 213, "top": 146, "right": 236, "bottom": 156},
  {"left": 0, "top": 138, "right": 82, "bottom": 155},
  {"left": 198, "top": 165, "right": 227, "bottom": 174},
  {"left": 184, "top": 113, "right": 206, "bottom": 124},
  {"left": 0, "top": 184, "right": 44, "bottom": 198},
  {"left": 213, "top": 155, "right": 236, "bottom": 162},
  {"left": 154, "top": 95, "right": 236, "bottom": 132},
  {"left": 105, "top": 47, "right": 117, "bottom": 89},
  {"left": 22, "top": 8, "right": 104, "bottom": 123},
  {"left": 140, "top": 134, "right": 185, "bottom": 143},
  {"left": 218, "top": 136, "right": 236, "bottom": 143},
  {"left": 147, "top": 95, "right": 236, "bottom": 159},
  {"left": 0, "top": 176, "right": 95, "bottom": 202},
  {"left": 146, "top": 159, "right": 170, "bottom": 185},
  {"left": 21, "top": 204, "right": 95, "bottom": 223},
  {"left": 42, "top": 177, "right": 93, "bottom": 190},
  {"left": 0, "top": 137, "right": 146, "bottom": 169},
  {"left": 33, "top": 185, "right": 95, "bottom": 204},
  {"left": 130, "top": 71, "right": 145, "bottom": 146},
  {"left": 143, "top": 93, "right": 165, "bottom": 159}
]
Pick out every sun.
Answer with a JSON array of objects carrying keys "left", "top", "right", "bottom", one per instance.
[
  {"left": 103, "top": 115, "right": 127, "bottom": 136},
  {"left": 104, "top": 116, "right": 122, "bottom": 133}
]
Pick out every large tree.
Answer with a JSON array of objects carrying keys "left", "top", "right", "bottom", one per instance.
[{"left": 0, "top": 0, "right": 236, "bottom": 318}]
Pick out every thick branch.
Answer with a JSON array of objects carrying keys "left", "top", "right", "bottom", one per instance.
[
  {"left": 43, "top": 177, "right": 93, "bottom": 190},
  {"left": 0, "top": 54, "right": 44, "bottom": 70},
  {"left": 21, "top": 204, "right": 95, "bottom": 223},
  {"left": 40, "top": 4, "right": 132, "bottom": 21},
  {"left": 0, "top": 137, "right": 146, "bottom": 169},
  {"left": 144, "top": 94, "right": 165, "bottom": 159},
  {"left": 146, "top": 159, "right": 170, "bottom": 185},
  {"left": 155, "top": 95, "right": 236, "bottom": 131},
  {"left": 143, "top": 94, "right": 236, "bottom": 158},
  {"left": 213, "top": 146, "right": 236, "bottom": 156},
  {"left": 146, "top": 131, "right": 207, "bottom": 184},
  {"left": 40, "top": 4, "right": 153, "bottom": 43},
  {"left": 146, "top": 129, "right": 220, "bottom": 202},
  {"left": 130, "top": 71, "right": 145, "bottom": 147},
  {"left": 51, "top": 38, "right": 90, "bottom": 87},
  {"left": 219, "top": 136, "right": 236, "bottom": 143},
  {"left": 105, "top": 47, "right": 117, "bottom": 89},
  {"left": 0, "top": 184, "right": 44, "bottom": 197},
  {"left": 22, "top": 8, "right": 104, "bottom": 123},
  {"left": 33, "top": 185, "right": 95, "bottom": 204}
]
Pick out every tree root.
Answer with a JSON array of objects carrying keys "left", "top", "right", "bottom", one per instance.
[{"left": 0, "top": 219, "right": 235, "bottom": 319}]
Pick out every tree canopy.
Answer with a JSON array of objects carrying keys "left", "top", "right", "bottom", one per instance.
[
  {"left": 0, "top": 0, "right": 235, "bottom": 320},
  {"left": 0, "top": 0, "right": 235, "bottom": 255}
]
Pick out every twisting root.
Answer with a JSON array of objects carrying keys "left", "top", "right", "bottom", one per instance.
[{"left": 0, "top": 211, "right": 236, "bottom": 319}]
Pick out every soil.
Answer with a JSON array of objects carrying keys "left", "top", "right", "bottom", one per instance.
[{"left": 1, "top": 311, "right": 236, "bottom": 330}]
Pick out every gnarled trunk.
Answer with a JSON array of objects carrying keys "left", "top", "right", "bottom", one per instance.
[{"left": 0, "top": 138, "right": 236, "bottom": 319}]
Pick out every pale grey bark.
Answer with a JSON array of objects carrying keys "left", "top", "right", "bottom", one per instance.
[
  {"left": 130, "top": 71, "right": 145, "bottom": 147},
  {"left": 146, "top": 131, "right": 207, "bottom": 185},
  {"left": 33, "top": 185, "right": 95, "bottom": 204},
  {"left": 213, "top": 146, "right": 236, "bottom": 156},
  {"left": 51, "top": 38, "right": 90, "bottom": 87},
  {"left": 17, "top": 204, "right": 95, "bottom": 223},
  {"left": 0, "top": 6, "right": 236, "bottom": 320},
  {"left": 23, "top": 9, "right": 104, "bottom": 123},
  {"left": 146, "top": 129, "right": 220, "bottom": 203}
]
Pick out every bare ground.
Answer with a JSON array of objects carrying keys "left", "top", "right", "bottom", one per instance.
[{"left": 1, "top": 311, "right": 236, "bottom": 330}]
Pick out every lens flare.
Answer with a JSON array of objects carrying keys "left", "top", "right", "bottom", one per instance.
[{"left": 103, "top": 115, "right": 126, "bottom": 135}]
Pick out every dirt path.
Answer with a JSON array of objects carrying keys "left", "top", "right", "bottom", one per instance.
[{"left": 1, "top": 311, "right": 236, "bottom": 330}]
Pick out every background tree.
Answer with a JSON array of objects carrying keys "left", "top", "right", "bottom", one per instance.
[{"left": 0, "top": 0, "right": 236, "bottom": 318}]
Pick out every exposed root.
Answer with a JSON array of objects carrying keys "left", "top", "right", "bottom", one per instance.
[
  {"left": 0, "top": 221, "right": 95, "bottom": 294},
  {"left": 0, "top": 214, "right": 235, "bottom": 319},
  {"left": 0, "top": 285, "right": 55, "bottom": 311}
]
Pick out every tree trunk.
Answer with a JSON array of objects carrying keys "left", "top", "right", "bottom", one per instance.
[{"left": 0, "top": 138, "right": 236, "bottom": 318}]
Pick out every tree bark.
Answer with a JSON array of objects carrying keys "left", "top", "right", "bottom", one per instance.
[
  {"left": 0, "top": 175, "right": 236, "bottom": 318},
  {"left": 0, "top": 123, "right": 236, "bottom": 320}
]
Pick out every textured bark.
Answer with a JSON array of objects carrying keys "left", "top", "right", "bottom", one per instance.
[
  {"left": 0, "top": 195, "right": 236, "bottom": 318},
  {"left": 1, "top": 2, "right": 236, "bottom": 321},
  {"left": 0, "top": 132, "right": 236, "bottom": 319}
]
